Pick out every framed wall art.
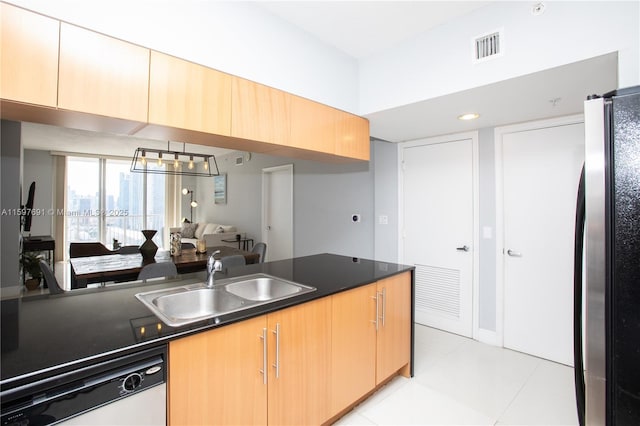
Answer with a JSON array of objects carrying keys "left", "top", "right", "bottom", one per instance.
[{"left": 214, "top": 174, "right": 227, "bottom": 204}]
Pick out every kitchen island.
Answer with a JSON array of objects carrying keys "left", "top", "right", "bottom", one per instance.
[{"left": 1, "top": 253, "right": 414, "bottom": 425}]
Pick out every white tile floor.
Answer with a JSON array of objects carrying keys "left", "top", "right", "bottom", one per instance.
[{"left": 333, "top": 325, "right": 579, "bottom": 426}]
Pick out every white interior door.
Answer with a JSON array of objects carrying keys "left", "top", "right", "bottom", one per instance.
[
  {"left": 499, "top": 119, "right": 584, "bottom": 366},
  {"left": 400, "top": 134, "right": 477, "bottom": 337},
  {"left": 262, "top": 164, "right": 293, "bottom": 262}
]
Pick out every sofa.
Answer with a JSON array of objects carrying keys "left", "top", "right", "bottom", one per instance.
[{"left": 170, "top": 222, "right": 244, "bottom": 249}]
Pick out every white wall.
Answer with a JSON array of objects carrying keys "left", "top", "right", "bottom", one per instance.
[
  {"left": 7, "top": 0, "right": 359, "bottom": 113},
  {"left": 359, "top": 1, "right": 639, "bottom": 114}
]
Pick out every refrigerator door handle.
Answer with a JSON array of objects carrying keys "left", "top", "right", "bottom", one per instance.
[
  {"left": 574, "top": 165, "right": 586, "bottom": 426},
  {"left": 506, "top": 249, "right": 522, "bottom": 257}
]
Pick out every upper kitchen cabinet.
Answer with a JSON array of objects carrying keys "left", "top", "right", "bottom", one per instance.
[
  {"left": 231, "top": 77, "right": 291, "bottom": 146},
  {"left": 288, "top": 94, "right": 371, "bottom": 161},
  {"left": 58, "top": 23, "right": 149, "bottom": 123},
  {"left": 0, "top": 3, "right": 59, "bottom": 107},
  {"left": 290, "top": 95, "right": 336, "bottom": 154},
  {"left": 335, "top": 109, "right": 370, "bottom": 161},
  {"left": 147, "top": 51, "right": 232, "bottom": 136}
]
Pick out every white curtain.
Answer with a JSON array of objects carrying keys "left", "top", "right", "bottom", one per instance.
[{"left": 164, "top": 173, "right": 182, "bottom": 245}]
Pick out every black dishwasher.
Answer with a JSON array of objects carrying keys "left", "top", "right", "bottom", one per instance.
[{"left": 1, "top": 345, "right": 166, "bottom": 426}]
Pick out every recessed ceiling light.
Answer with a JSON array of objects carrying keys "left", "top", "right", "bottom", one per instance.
[
  {"left": 532, "top": 2, "right": 546, "bottom": 16},
  {"left": 458, "top": 113, "right": 480, "bottom": 121}
]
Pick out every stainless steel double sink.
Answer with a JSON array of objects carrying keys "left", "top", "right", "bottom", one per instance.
[{"left": 135, "top": 273, "right": 316, "bottom": 327}]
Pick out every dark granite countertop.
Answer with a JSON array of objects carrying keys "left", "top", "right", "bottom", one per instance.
[{"left": 1, "top": 253, "right": 414, "bottom": 388}]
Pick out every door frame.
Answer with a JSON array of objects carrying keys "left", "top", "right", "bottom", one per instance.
[
  {"left": 261, "top": 164, "right": 294, "bottom": 261},
  {"left": 398, "top": 131, "right": 480, "bottom": 340},
  {"left": 494, "top": 114, "right": 584, "bottom": 347}
]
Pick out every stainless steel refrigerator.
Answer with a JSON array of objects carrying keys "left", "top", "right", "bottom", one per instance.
[{"left": 574, "top": 86, "right": 640, "bottom": 425}]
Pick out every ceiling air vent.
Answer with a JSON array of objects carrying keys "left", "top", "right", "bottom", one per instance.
[{"left": 473, "top": 29, "right": 503, "bottom": 63}]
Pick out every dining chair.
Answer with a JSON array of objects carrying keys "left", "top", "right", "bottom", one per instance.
[
  {"left": 69, "top": 242, "right": 114, "bottom": 258},
  {"left": 218, "top": 255, "right": 246, "bottom": 274},
  {"left": 137, "top": 262, "right": 178, "bottom": 281},
  {"left": 39, "top": 260, "right": 64, "bottom": 294},
  {"left": 116, "top": 245, "right": 139, "bottom": 254},
  {"left": 251, "top": 243, "right": 267, "bottom": 263},
  {"left": 221, "top": 255, "right": 246, "bottom": 267}
]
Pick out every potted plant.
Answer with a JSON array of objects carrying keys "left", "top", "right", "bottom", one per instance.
[{"left": 21, "top": 252, "right": 44, "bottom": 290}]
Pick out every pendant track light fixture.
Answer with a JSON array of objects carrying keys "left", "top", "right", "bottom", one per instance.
[{"left": 131, "top": 142, "right": 219, "bottom": 177}]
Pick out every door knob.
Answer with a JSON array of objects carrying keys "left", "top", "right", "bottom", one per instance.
[
  {"left": 456, "top": 245, "right": 470, "bottom": 252},
  {"left": 507, "top": 249, "right": 522, "bottom": 257},
  {"left": 266, "top": 226, "right": 271, "bottom": 231}
]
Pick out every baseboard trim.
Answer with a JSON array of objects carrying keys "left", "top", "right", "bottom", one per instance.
[{"left": 477, "top": 328, "right": 499, "bottom": 346}]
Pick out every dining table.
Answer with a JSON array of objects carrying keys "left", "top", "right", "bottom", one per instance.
[{"left": 69, "top": 246, "right": 260, "bottom": 289}]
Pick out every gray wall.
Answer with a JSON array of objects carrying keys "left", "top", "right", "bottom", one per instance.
[
  {"left": 195, "top": 149, "right": 375, "bottom": 259},
  {"left": 1, "top": 120, "right": 23, "bottom": 287},
  {"left": 477, "top": 128, "right": 497, "bottom": 332},
  {"left": 373, "top": 139, "right": 399, "bottom": 263}
]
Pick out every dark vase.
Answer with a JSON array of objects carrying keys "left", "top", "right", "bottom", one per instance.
[{"left": 139, "top": 230, "right": 158, "bottom": 260}]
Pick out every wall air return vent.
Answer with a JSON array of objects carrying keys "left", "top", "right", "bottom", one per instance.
[{"left": 473, "top": 29, "right": 503, "bottom": 63}]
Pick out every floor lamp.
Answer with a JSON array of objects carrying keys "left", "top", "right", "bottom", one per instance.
[{"left": 182, "top": 188, "right": 198, "bottom": 222}]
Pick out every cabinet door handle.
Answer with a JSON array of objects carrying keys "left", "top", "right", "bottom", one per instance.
[
  {"left": 259, "top": 328, "right": 267, "bottom": 385},
  {"left": 272, "top": 323, "right": 280, "bottom": 379},
  {"left": 371, "top": 293, "right": 379, "bottom": 331},
  {"left": 381, "top": 287, "right": 386, "bottom": 327}
]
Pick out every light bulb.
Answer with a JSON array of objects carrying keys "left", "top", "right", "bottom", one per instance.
[
  {"left": 191, "top": 200, "right": 198, "bottom": 208},
  {"left": 182, "top": 188, "right": 189, "bottom": 195},
  {"left": 174, "top": 153, "right": 180, "bottom": 169},
  {"left": 203, "top": 160, "right": 208, "bottom": 171},
  {"left": 140, "top": 151, "right": 146, "bottom": 166},
  {"left": 188, "top": 156, "right": 194, "bottom": 170},
  {"left": 157, "top": 152, "right": 163, "bottom": 166}
]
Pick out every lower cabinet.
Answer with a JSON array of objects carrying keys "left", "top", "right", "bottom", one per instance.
[
  {"left": 330, "top": 271, "right": 412, "bottom": 417},
  {"left": 168, "top": 315, "right": 267, "bottom": 425},
  {"left": 330, "top": 283, "right": 377, "bottom": 415},
  {"left": 267, "top": 297, "right": 332, "bottom": 425},
  {"left": 169, "top": 274, "right": 410, "bottom": 425},
  {"left": 376, "top": 272, "right": 412, "bottom": 384},
  {"left": 168, "top": 297, "right": 331, "bottom": 426}
]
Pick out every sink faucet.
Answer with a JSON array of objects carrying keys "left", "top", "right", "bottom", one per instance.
[{"left": 206, "top": 250, "right": 223, "bottom": 288}]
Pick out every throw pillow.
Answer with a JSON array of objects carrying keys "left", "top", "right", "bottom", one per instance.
[{"left": 181, "top": 222, "right": 197, "bottom": 238}]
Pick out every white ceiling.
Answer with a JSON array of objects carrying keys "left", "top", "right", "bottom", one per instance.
[
  {"left": 367, "top": 52, "right": 618, "bottom": 142},
  {"left": 258, "top": 1, "right": 492, "bottom": 59}
]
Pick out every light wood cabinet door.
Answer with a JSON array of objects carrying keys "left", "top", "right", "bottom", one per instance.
[
  {"left": 376, "top": 271, "right": 412, "bottom": 384},
  {"left": 335, "top": 110, "right": 370, "bottom": 161},
  {"left": 267, "top": 297, "right": 331, "bottom": 425},
  {"left": 169, "top": 315, "right": 268, "bottom": 426},
  {"left": 330, "top": 284, "right": 377, "bottom": 416},
  {"left": 0, "top": 3, "right": 59, "bottom": 106},
  {"left": 58, "top": 23, "right": 149, "bottom": 122},
  {"left": 231, "top": 77, "right": 291, "bottom": 145},
  {"left": 149, "top": 51, "right": 231, "bottom": 136},
  {"left": 290, "top": 94, "right": 336, "bottom": 154}
]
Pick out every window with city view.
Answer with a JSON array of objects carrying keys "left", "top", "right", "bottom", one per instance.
[{"left": 65, "top": 156, "right": 166, "bottom": 256}]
